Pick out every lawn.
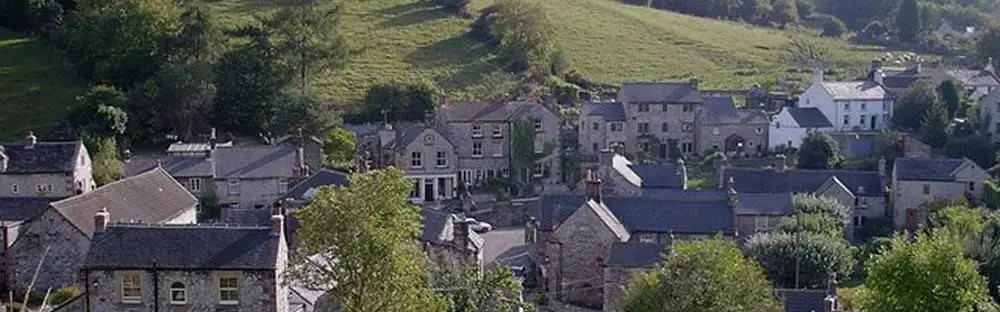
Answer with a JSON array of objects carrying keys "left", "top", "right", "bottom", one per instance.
[{"left": 0, "top": 28, "right": 85, "bottom": 140}]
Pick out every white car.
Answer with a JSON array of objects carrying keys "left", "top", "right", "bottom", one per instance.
[{"left": 465, "top": 218, "right": 493, "bottom": 233}]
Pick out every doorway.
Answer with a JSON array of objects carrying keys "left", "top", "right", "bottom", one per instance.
[{"left": 424, "top": 179, "right": 435, "bottom": 202}]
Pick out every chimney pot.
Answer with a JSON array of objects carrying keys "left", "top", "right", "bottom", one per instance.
[
  {"left": 94, "top": 208, "right": 110, "bottom": 234},
  {"left": 878, "top": 157, "right": 887, "bottom": 178},
  {"left": 271, "top": 214, "right": 284, "bottom": 237},
  {"left": 775, "top": 154, "right": 787, "bottom": 172},
  {"left": 25, "top": 131, "right": 37, "bottom": 147}
]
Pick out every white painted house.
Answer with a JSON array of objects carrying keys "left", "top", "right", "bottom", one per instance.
[
  {"left": 798, "top": 70, "right": 893, "bottom": 132},
  {"left": 768, "top": 107, "right": 834, "bottom": 149}
]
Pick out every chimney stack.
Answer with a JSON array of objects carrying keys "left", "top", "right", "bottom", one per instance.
[
  {"left": 878, "top": 157, "right": 886, "bottom": 178},
  {"left": 812, "top": 68, "right": 824, "bottom": 85},
  {"left": 688, "top": 77, "right": 700, "bottom": 89},
  {"left": 823, "top": 295, "right": 837, "bottom": 312},
  {"left": 94, "top": 208, "right": 110, "bottom": 234},
  {"left": 271, "top": 214, "right": 285, "bottom": 237},
  {"left": 296, "top": 128, "right": 307, "bottom": 175},
  {"left": 873, "top": 69, "right": 885, "bottom": 85},
  {"left": 24, "top": 131, "right": 36, "bottom": 148},
  {"left": 676, "top": 158, "right": 687, "bottom": 190},
  {"left": 775, "top": 154, "right": 787, "bottom": 172},
  {"left": 209, "top": 128, "right": 217, "bottom": 150},
  {"left": 123, "top": 149, "right": 132, "bottom": 163},
  {"left": 598, "top": 148, "right": 613, "bottom": 168},
  {"left": 585, "top": 170, "right": 602, "bottom": 203},
  {"left": 726, "top": 177, "right": 739, "bottom": 238},
  {"left": 453, "top": 217, "right": 470, "bottom": 251}
]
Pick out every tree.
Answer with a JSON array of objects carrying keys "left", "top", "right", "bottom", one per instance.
[
  {"left": 794, "top": 0, "right": 813, "bottom": 19},
  {"left": 69, "top": 85, "right": 129, "bottom": 139},
  {"left": 510, "top": 120, "right": 552, "bottom": 194},
  {"left": 620, "top": 238, "right": 782, "bottom": 312},
  {"left": 921, "top": 100, "right": 950, "bottom": 148},
  {"left": 172, "top": 5, "right": 220, "bottom": 62},
  {"left": 977, "top": 26, "right": 1000, "bottom": 65},
  {"left": 433, "top": 266, "right": 528, "bottom": 312},
  {"left": 897, "top": 0, "right": 922, "bottom": 42},
  {"left": 893, "top": 82, "right": 937, "bottom": 131},
  {"left": 814, "top": 14, "right": 848, "bottom": 37},
  {"left": 322, "top": 127, "right": 357, "bottom": 168},
  {"left": 268, "top": 90, "right": 337, "bottom": 136},
  {"left": 737, "top": 0, "right": 765, "bottom": 22},
  {"left": 798, "top": 132, "right": 840, "bottom": 169},
  {"left": 59, "top": 0, "right": 182, "bottom": 87},
  {"left": 432, "top": 0, "right": 470, "bottom": 14},
  {"left": 874, "top": 131, "right": 905, "bottom": 163},
  {"left": 212, "top": 39, "right": 289, "bottom": 134},
  {"left": 769, "top": 0, "right": 798, "bottom": 27},
  {"left": 355, "top": 82, "right": 438, "bottom": 123},
  {"left": 289, "top": 168, "right": 448, "bottom": 312},
  {"left": 938, "top": 80, "right": 964, "bottom": 118},
  {"left": 489, "top": 0, "right": 554, "bottom": 70},
  {"left": 746, "top": 232, "right": 855, "bottom": 289},
  {"left": 87, "top": 136, "right": 122, "bottom": 186},
  {"left": 142, "top": 61, "right": 216, "bottom": 141},
  {"left": 857, "top": 232, "right": 994, "bottom": 312},
  {"left": 778, "top": 194, "right": 850, "bottom": 238},
  {"left": 263, "top": 2, "right": 349, "bottom": 89},
  {"left": 861, "top": 20, "right": 890, "bottom": 39}
]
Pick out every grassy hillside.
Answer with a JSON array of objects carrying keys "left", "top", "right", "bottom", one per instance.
[
  {"left": 207, "top": 0, "right": 900, "bottom": 102},
  {"left": 0, "top": 28, "right": 85, "bottom": 140}
]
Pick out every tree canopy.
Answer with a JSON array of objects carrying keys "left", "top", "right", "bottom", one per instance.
[
  {"left": 896, "top": 0, "right": 922, "bottom": 42},
  {"left": 746, "top": 231, "right": 854, "bottom": 289},
  {"left": 893, "top": 82, "right": 938, "bottom": 131},
  {"left": 797, "top": 132, "right": 840, "bottom": 170}
]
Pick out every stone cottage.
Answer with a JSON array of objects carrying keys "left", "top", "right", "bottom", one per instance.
[
  {"left": 420, "top": 207, "right": 484, "bottom": 274},
  {"left": 579, "top": 149, "right": 686, "bottom": 197},
  {"left": 6, "top": 167, "right": 197, "bottom": 293},
  {"left": 72, "top": 213, "right": 288, "bottom": 312},
  {"left": 0, "top": 134, "right": 95, "bottom": 198},
  {"left": 695, "top": 95, "right": 769, "bottom": 155},
  {"left": 617, "top": 81, "right": 704, "bottom": 157},
  {"left": 578, "top": 101, "right": 628, "bottom": 156},
  {"left": 0, "top": 197, "right": 61, "bottom": 292},
  {"left": 891, "top": 157, "right": 989, "bottom": 230}
]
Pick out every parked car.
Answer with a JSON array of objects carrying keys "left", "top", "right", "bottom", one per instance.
[{"left": 465, "top": 218, "right": 493, "bottom": 233}]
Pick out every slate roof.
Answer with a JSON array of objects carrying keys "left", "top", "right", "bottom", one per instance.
[
  {"left": 820, "top": 81, "right": 889, "bottom": 100},
  {"left": 220, "top": 208, "right": 272, "bottom": 225},
  {"left": 0, "top": 141, "right": 81, "bottom": 174},
  {"left": 775, "top": 289, "right": 831, "bottom": 312},
  {"left": 437, "top": 101, "right": 547, "bottom": 122},
  {"left": 612, "top": 155, "right": 685, "bottom": 189},
  {"left": 123, "top": 144, "right": 300, "bottom": 179},
  {"left": 84, "top": 225, "right": 280, "bottom": 270},
  {"left": 606, "top": 242, "right": 667, "bottom": 268},
  {"left": 894, "top": 158, "right": 971, "bottom": 181},
  {"left": 0, "top": 197, "right": 64, "bottom": 222},
  {"left": 700, "top": 96, "right": 740, "bottom": 124},
  {"left": 383, "top": 123, "right": 456, "bottom": 151},
  {"left": 420, "top": 208, "right": 483, "bottom": 250},
  {"left": 586, "top": 200, "right": 630, "bottom": 241},
  {"left": 735, "top": 193, "right": 794, "bottom": 215},
  {"left": 581, "top": 102, "right": 627, "bottom": 121},
  {"left": 722, "top": 168, "right": 884, "bottom": 196},
  {"left": 786, "top": 108, "right": 834, "bottom": 128},
  {"left": 51, "top": 168, "right": 197, "bottom": 237},
  {"left": 948, "top": 69, "right": 1000, "bottom": 87},
  {"left": 538, "top": 195, "right": 734, "bottom": 235},
  {"left": 284, "top": 169, "right": 349, "bottom": 201},
  {"left": 619, "top": 82, "right": 703, "bottom": 103}
]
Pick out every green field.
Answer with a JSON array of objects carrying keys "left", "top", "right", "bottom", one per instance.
[{"left": 0, "top": 28, "right": 85, "bottom": 140}]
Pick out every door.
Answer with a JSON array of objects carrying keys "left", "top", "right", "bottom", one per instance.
[
  {"left": 906, "top": 209, "right": 918, "bottom": 231},
  {"left": 870, "top": 115, "right": 877, "bottom": 130},
  {"left": 424, "top": 180, "right": 435, "bottom": 202}
]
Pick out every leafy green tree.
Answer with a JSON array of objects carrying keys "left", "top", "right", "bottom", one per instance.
[
  {"left": 69, "top": 85, "right": 129, "bottom": 139},
  {"left": 143, "top": 62, "right": 216, "bottom": 141},
  {"left": 746, "top": 232, "right": 855, "bottom": 289},
  {"left": 172, "top": 5, "right": 220, "bottom": 62},
  {"left": 263, "top": 2, "right": 349, "bottom": 89},
  {"left": 289, "top": 168, "right": 448, "bottom": 312},
  {"left": 938, "top": 80, "right": 964, "bottom": 118},
  {"left": 434, "top": 266, "right": 527, "bottom": 312},
  {"left": 857, "top": 232, "right": 994, "bottom": 312},
  {"left": 893, "top": 82, "right": 937, "bottom": 131},
  {"left": 794, "top": 0, "right": 813, "bottom": 19},
  {"left": 814, "top": 14, "right": 848, "bottom": 37},
  {"left": 921, "top": 100, "right": 950, "bottom": 148},
  {"left": 874, "top": 131, "right": 905, "bottom": 163},
  {"left": 322, "top": 127, "right": 357, "bottom": 168},
  {"left": 778, "top": 194, "right": 850, "bottom": 238},
  {"left": 944, "top": 134, "right": 995, "bottom": 168},
  {"left": 769, "top": 0, "right": 798, "bottom": 27},
  {"left": 212, "top": 40, "right": 289, "bottom": 134},
  {"left": 797, "top": 132, "right": 840, "bottom": 170},
  {"left": 737, "top": 0, "right": 766, "bottom": 22},
  {"left": 87, "top": 136, "right": 122, "bottom": 186},
  {"left": 356, "top": 82, "right": 438, "bottom": 123},
  {"left": 268, "top": 90, "right": 337, "bottom": 136},
  {"left": 489, "top": 0, "right": 554, "bottom": 70},
  {"left": 977, "top": 26, "right": 1000, "bottom": 65},
  {"left": 897, "top": 0, "right": 922, "bottom": 42},
  {"left": 59, "top": 0, "right": 182, "bottom": 87},
  {"left": 620, "top": 238, "right": 782, "bottom": 312}
]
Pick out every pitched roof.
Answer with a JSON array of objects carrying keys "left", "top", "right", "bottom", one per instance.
[
  {"left": 220, "top": 208, "right": 272, "bottom": 225},
  {"left": 735, "top": 193, "right": 794, "bottom": 215},
  {"left": 894, "top": 157, "right": 972, "bottom": 181},
  {"left": 722, "top": 168, "right": 884, "bottom": 196},
  {"left": 612, "top": 155, "right": 686, "bottom": 189},
  {"left": 0, "top": 197, "right": 64, "bottom": 222},
  {"left": 437, "top": 101, "right": 547, "bottom": 122},
  {"left": 539, "top": 195, "right": 734, "bottom": 235},
  {"left": 619, "top": 82, "right": 703, "bottom": 103},
  {"left": 585, "top": 199, "right": 630, "bottom": 241},
  {"left": 419, "top": 208, "right": 483, "bottom": 250},
  {"left": 786, "top": 108, "right": 834, "bottom": 128},
  {"left": 699, "top": 96, "right": 740, "bottom": 124},
  {"left": 581, "top": 102, "right": 627, "bottom": 121},
  {"left": 284, "top": 169, "right": 350, "bottom": 201},
  {"left": 947, "top": 69, "right": 1000, "bottom": 87},
  {"left": 384, "top": 123, "right": 456, "bottom": 151},
  {"left": 775, "top": 289, "right": 831, "bottom": 312},
  {"left": 820, "top": 81, "right": 889, "bottom": 100},
  {"left": 51, "top": 168, "right": 197, "bottom": 237},
  {"left": 606, "top": 242, "right": 667, "bottom": 268},
  {"left": 84, "top": 225, "right": 280, "bottom": 270},
  {"left": 123, "top": 144, "right": 300, "bottom": 179},
  {"left": 0, "top": 141, "right": 81, "bottom": 174}
]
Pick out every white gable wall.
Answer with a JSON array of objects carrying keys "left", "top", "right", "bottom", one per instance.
[{"left": 769, "top": 110, "right": 806, "bottom": 149}]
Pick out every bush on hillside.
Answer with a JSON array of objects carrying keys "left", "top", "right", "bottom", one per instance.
[{"left": 809, "top": 13, "right": 847, "bottom": 37}]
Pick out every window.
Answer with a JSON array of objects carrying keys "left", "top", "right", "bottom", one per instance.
[
  {"left": 592, "top": 122, "right": 599, "bottom": 130},
  {"left": 472, "top": 143, "right": 483, "bottom": 157},
  {"left": 474, "top": 170, "right": 484, "bottom": 182},
  {"left": 754, "top": 216, "right": 769, "bottom": 231},
  {"left": 806, "top": 98, "right": 810, "bottom": 105},
  {"left": 923, "top": 184, "right": 931, "bottom": 195},
  {"left": 411, "top": 152, "right": 422, "bottom": 168},
  {"left": 860, "top": 103, "right": 867, "bottom": 111},
  {"left": 410, "top": 179, "right": 419, "bottom": 198},
  {"left": 533, "top": 163, "right": 543, "bottom": 177},
  {"left": 860, "top": 115, "right": 866, "bottom": 125},
  {"left": 843, "top": 115, "right": 850, "bottom": 126},
  {"left": 853, "top": 216, "right": 865, "bottom": 227},
  {"left": 501, "top": 168, "right": 510, "bottom": 178},
  {"left": 683, "top": 104, "right": 694, "bottom": 112},
  {"left": 278, "top": 179, "right": 288, "bottom": 194},
  {"left": 35, "top": 184, "right": 52, "bottom": 193},
  {"left": 534, "top": 136, "right": 544, "bottom": 154},
  {"left": 487, "top": 170, "right": 495, "bottom": 178},
  {"left": 775, "top": 122, "right": 781, "bottom": 129},
  {"left": 638, "top": 103, "right": 649, "bottom": 112},
  {"left": 491, "top": 124, "right": 502, "bottom": 138},
  {"left": 610, "top": 123, "right": 623, "bottom": 132},
  {"left": 170, "top": 282, "right": 186, "bottom": 305},
  {"left": 218, "top": 276, "right": 238, "bottom": 305},
  {"left": 188, "top": 178, "right": 201, "bottom": 193},
  {"left": 472, "top": 124, "right": 483, "bottom": 138},
  {"left": 534, "top": 119, "right": 543, "bottom": 131},
  {"left": 592, "top": 143, "right": 599, "bottom": 152},
  {"left": 436, "top": 151, "right": 447, "bottom": 167},
  {"left": 681, "top": 142, "right": 694, "bottom": 153},
  {"left": 10, "top": 184, "right": 17, "bottom": 194},
  {"left": 682, "top": 123, "right": 693, "bottom": 132},
  {"left": 755, "top": 127, "right": 763, "bottom": 135},
  {"left": 712, "top": 127, "right": 720, "bottom": 135},
  {"left": 969, "top": 182, "right": 976, "bottom": 192},
  {"left": 227, "top": 178, "right": 240, "bottom": 196},
  {"left": 637, "top": 123, "right": 649, "bottom": 133},
  {"left": 844, "top": 103, "right": 850, "bottom": 111},
  {"left": 661, "top": 123, "right": 669, "bottom": 132},
  {"left": 638, "top": 233, "right": 656, "bottom": 243},
  {"left": 639, "top": 142, "right": 650, "bottom": 152},
  {"left": 121, "top": 272, "right": 141, "bottom": 303},
  {"left": 492, "top": 147, "right": 503, "bottom": 157}
]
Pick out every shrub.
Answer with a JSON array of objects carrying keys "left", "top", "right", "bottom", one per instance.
[
  {"left": 985, "top": 181, "right": 1000, "bottom": 210},
  {"left": 50, "top": 286, "right": 81, "bottom": 305}
]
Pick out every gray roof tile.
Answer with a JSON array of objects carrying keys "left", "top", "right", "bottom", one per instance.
[
  {"left": 438, "top": 101, "right": 545, "bottom": 122},
  {"left": 85, "top": 225, "right": 279, "bottom": 270},
  {"left": 627, "top": 163, "right": 686, "bottom": 189},
  {"left": 606, "top": 242, "right": 667, "bottom": 268},
  {"left": 736, "top": 193, "right": 794, "bottom": 215},
  {"left": 700, "top": 96, "right": 739, "bottom": 123},
  {"left": 538, "top": 195, "right": 734, "bottom": 235},
  {"left": 0, "top": 197, "right": 64, "bottom": 221},
  {"left": 619, "top": 82, "right": 703, "bottom": 103},
  {"left": 123, "top": 144, "right": 300, "bottom": 179},
  {"left": 786, "top": 108, "right": 833, "bottom": 128},
  {"left": 284, "top": 169, "right": 349, "bottom": 201},
  {"left": 722, "top": 168, "right": 884, "bottom": 196},
  {"left": 821, "top": 81, "right": 889, "bottom": 100},
  {"left": 0, "top": 141, "right": 81, "bottom": 174},
  {"left": 52, "top": 168, "right": 197, "bottom": 237},
  {"left": 581, "top": 102, "right": 627, "bottom": 121},
  {"left": 894, "top": 158, "right": 971, "bottom": 181}
]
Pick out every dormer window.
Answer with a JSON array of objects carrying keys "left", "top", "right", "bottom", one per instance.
[{"left": 472, "top": 124, "right": 483, "bottom": 138}]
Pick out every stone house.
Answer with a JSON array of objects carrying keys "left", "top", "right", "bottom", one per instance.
[
  {"left": 420, "top": 207, "right": 484, "bottom": 274},
  {"left": 768, "top": 107, "right": 834, "bottom": 150},
  {"left": 798, "top": 70, "right": 893, "bottom": 132},
  {"left": 580, "top": 149, "right": 686, "bottom": 197},
  {"left": 602, "top": 242, "right": 666, "bottom": 312},
  {"left": 695, "top": 95, "right": 769, "bottom": 155},
  {"left": 733, "top": 192, "right": 795, "bottom": 236},
  {"left": 721, "top": 162, "right": 888, "bottom": 239},
  {"left": 73, "top": 213, "right": 288, "bottom": 312},
  {"left": 123, "top": 137, "right": 311, "bottom": 210},
  {"left": 617, "top": 81, "right": 704, "bottom": 157},
  {"left": 7, "top": 167, "right": 197, "bottom": 293},
  {"left": 0, "top": 197, "right": 60, "bottom": 291},
  {"left": 376, "top": 123, "right": 459, "bottom": 204},
  {"left": 578, "top": 102, "right": 628, "bottom": 156},
  {"left": 436, "top": 101, "right": 562, "bottom": 187},
  {"left": 0, "top": 134, "right": 95, "bottom": 198},
  {"left": 891, "top": 158, "right": 989, "bottom": 230}
]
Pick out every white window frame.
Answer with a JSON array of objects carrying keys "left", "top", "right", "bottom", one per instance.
[
  {"left": 491, "top": 124, "right": 502, "bottom": 138},
  {"left": 10, "top": 184, "right": 18, "bottom": 194},
  {"left": 712, "top": 127, "right": 720, "bottom": 135},
  {"left": 611, "top": 123, "right": 623, "bottom": 132},
  {"left": 638, "top": 233, "right": 656, "bottom": 243},
  {"left": 169, "top": 282, "right": 186, "bottom": 305},
  {"left": 472, "top": 124, "right": 483, "bottom": 138},
  {"left": 411, "top": 152, "right": 422, "bottom": 168},
  {"left": 218, "top": 276, "right": 239, "bottom": 305},
  {"left": 843, "top": 114, "right": 850, "bottom": 126},
  {"left": 492, "top": 147, "right": 503, "bottom": 158},
  {"left": 534, "top": 118, "right": 543, "bottom": 131},
  {"left": 436, "top": 151, "right": 447, "bottom": 168},
  {"left": 278, "top": 178, "right": 288, "bottom": 194},
  {"left": 188, "top": 178, "right": 201, "bottom": 193},
  {"left": 227, "top": 178, "right": 240, "bottom": 196},
  {"left": 121, "top": 272, "right": 141, "bottom": 303},
  {"left": 533, "top": 163, "right": 543, "bottom": 178},
  {"left": 472, "top": 142, "right": 483, "bottom": 158}
]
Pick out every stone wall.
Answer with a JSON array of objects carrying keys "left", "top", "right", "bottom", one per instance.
[
  {"left": 84, "top": 269, "right": 283, "bottom": 312},
  {"left": 602, "top": 267, "right": 646, "bottom": 312},
  {"left": 7, "top": 208, "right": 91, "bottom": 293},
  {"left": 552, "top": 206, "right": 627, "bottom": 309}
]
